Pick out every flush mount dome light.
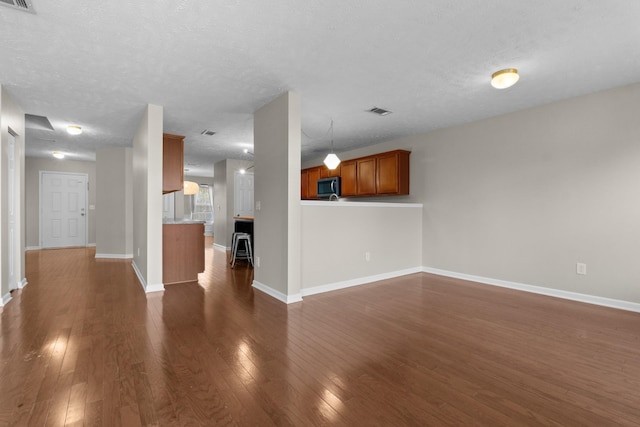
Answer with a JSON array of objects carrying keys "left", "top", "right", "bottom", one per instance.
[
  {"left": 52, "top": 151, "right": 65, "bottom": 159},
  {"left": 491, "top": 68, "right": 519, "bottom": 89},
  {"left": 67, "top": 125, "right": 82, "bottom": 135}
]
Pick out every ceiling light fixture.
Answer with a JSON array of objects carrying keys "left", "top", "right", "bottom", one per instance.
[
  {"left": 52, "top": 151, "right": 65, "bottom": 159},
  {"left": 183, "top": 180, "right": 199, "bottom": 195},
  {"left": 491, "top": 68, "right": 519, "bottom": 89},
  {"left": 323, "top": 119, "right": 341, "bottom": 170},
  {"left": 67, "top": 125, "right": 82, "bottom": 135}
]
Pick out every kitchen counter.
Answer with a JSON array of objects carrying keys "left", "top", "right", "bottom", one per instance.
[{"left": 163, "top": 222, "right": 204, "bottom": 285}]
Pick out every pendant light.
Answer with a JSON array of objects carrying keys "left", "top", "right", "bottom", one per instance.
[
  {"left": 183, "top": 180, "right": 199, "bottom": 195},
  {"left": 323, "top": 119, "right": 341, "bottom": 170}
]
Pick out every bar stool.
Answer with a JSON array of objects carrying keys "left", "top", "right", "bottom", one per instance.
[{"left": 231, "top": 232, "right": 253, "bottom": 268}]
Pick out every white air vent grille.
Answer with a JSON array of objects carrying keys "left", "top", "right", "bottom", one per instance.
[
  {"left": 200, "top": 129, "right": 216, "bottom": 136},
  {"left": 0, "top": 0, "right": 35, "bottom": 13},
  {"left": 369, "top": 107, "right": 392, "bottom": 116}
]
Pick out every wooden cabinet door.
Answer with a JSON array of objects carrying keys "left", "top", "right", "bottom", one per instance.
[
  {"left": 357, "top": 157, "right": 376, "bottom": 196},
  {"left": 301, "top": 169, "right": 309, "bottom": 199},
  {"left": 377, "top": 150, "right": 410, "bottom": 195},
  {"left": 319, "top": 164, "right": 341, "bottom": 178},
  {"left": 340, "top": 160, "right": 357, "bottom": 196},
  {"left": 163, "top": 133, "right": 184, "bottom": 194},
  {"left": 307, "top": 167, "right": 320, "bottom": 199}
]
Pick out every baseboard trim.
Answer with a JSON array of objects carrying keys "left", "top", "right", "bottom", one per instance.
[
  {"left": 213, "top": 243, "right": 230, "bottom": 251},
  {"left": 252, "top": 280, "right": 303, "bottom": 304},
  {"left": 1, "top": 292, "right": 11, "bottom": 307},
  {"left": 95, "top": 253, "right": 133, "bottom": 259},
  {"left": 423, "top": 267, "right": 640, "bottom": 313},
  {"left": 301, "top": 267, "right": 423, "bottom": 297},
  {"left": 87, "top": 243, "right": 96, "bottom": 247},
  {"left": 26, "top": 246, "right": 40, "bottom": 251},
  {"left": 131, "top": 260, "right": 165, "bottom": 293},
  {"left": 18, "top": 278, "right": 27, "bottom": 289}
]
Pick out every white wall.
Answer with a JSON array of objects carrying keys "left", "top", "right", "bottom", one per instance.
[
  {"left": 212, "top": 160, "right": 252, "bottom": 249},
  {"left": 0, "top": 85, "right": 26, "bottom": 305},
  {"left": 301, "top": 201, "right": 422, "bottom": 295},
  {"left": 132, "top": 104, "right": 164, "bottom": 292},
  {"left": 305, "top": 82, "right": 640, "bottom": 305},
  {"left": 253, "top": 92, "right": 302, "bottom": 303},
  {"left": 95, "top": 147, "right": 133, "bottom": 258}
]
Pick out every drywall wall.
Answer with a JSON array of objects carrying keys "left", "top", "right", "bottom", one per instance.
[
  {"left": 132, "top": 104, "right": 163, "bottom": 292},
  {"left": 95, "top": 147, "right": 133, "bottom": 258},
  {"left": 25, "top": 157, "right": 97, "bottom": 248},
  {"left": 0, "top": 85, "right": 26, "bottom": 304},
  {"left": 253, "top": 92, "right": 302, "bottom": 302},
  {"left": 301, "top": 201, "right": 422, "bottom": 293},
  {"left": 307, "top": 83, "right": 640, "bottom": 304}
]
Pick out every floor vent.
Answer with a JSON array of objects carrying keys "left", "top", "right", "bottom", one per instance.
[
  {"left": 369, "top": 107, "right": 392, "bottom": 116},
  {"left": 0, "top": 0, "right": 35, "bottom": 13}
]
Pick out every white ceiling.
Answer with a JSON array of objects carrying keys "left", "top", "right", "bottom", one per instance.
[{"left": 1, "top": 1, "right": 639, "bottom": 177}]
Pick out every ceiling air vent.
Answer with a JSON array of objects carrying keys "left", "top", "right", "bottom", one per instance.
[
  {"left": 0, "top": 0, "right": 35, "bottom": 13},
  {"left": 200, "top": 129, "right": 216, "bottom": 136},
  {"left": 369, "top": 106, "right": 392, "bottom": 116}
]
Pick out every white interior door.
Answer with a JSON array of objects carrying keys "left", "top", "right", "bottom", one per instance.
[
  {"left": 234, "top": 172, "right": 254, "bottom": 217},
  {"left": 41, "top": 172, "right": 88, "bottom": 248}
]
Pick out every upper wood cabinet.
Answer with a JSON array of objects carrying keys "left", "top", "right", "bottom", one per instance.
[
  {"left": 319, "top": 164, "right": 341, "bottom": 179},
  {"left": 301, "top": 149, "right": 410, "bottom": 199},
  {"left": 376, "top": 150, "right": 410, "bottom": 195},
  {"left": 340, "top": 160, "right": 357, "bottom": 197},
  {"left": 356, "top": 157, "right": 376, "bottom": 196},
  {"left": 163, "top": 133, "right": 185, "bottom": 194}
]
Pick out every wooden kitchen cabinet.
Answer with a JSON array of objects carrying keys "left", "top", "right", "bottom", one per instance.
[
  {"left": 376, "top": 150, "right": 410, "bottom": 195},
  {"left": 340, "top": 160, "right": 357, "bottom": 197},
  {"left": 319, "top": 164, "right": 341, "bottom": 178},
  {"left": 301, "top": 166, "right": 321, "bottom": 199},
  {"left": 356, "top": 157, "right": 376, "bottom": 196},
  {"left": 163, "top": 133, "right": 185, "bottom": 194},
  {"left": 163, "top": 222, "right": 205, "bottom": 284}
]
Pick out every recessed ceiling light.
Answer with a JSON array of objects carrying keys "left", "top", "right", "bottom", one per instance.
[
  {"left": 52, "top": 151, "right": 65, "bottom": 159},
  {"left": 491, "top": 68, "right": 519, "bottom": 89},
  {"left": 67, "top": 125, "right": 82, "bottom": 135},
  {"left": 369, "top": 107, "right": 392, "bottom": 116}
]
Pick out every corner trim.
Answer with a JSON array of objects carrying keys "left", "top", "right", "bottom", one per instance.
[
  {"left": 423, "top": 267, "right": 640, "bottom": 314},
  {"left": 1, "top": 292, "right": 11, "bottom": 307},
  {"left": 95, "top": 253, "right": 134, "bottom": 259},
  {"left": 252, "top": 280, "right": 303, "bottom": 304},
  {"left": 131, "top": 260, "right": 165, "bottom": 293},
  {"left": 301, "top": 267, "right": 423, "bottom": 297}
]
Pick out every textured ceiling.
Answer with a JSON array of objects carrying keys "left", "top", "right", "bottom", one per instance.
[{"left": 1, "top": 1, "right": 640, "bottom": 177}]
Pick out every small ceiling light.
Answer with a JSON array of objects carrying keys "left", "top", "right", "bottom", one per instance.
[
  {"left": 239, "top": 168, "right": 246, "bottom": 174},
  {"left": 67, "top": 125, "right": 82, "bottom": 135},
  {"left": 52, "top": 151, "right": 65, "bottom": 159},
  {"left": 491, "top": 68, "right": 519, "bottom": 89},
  {"left": 183, "top": 180, "right": 199, "bottom": 195},
  {"left": 323, "top": 119, "right": 341, "bottom": 170}
]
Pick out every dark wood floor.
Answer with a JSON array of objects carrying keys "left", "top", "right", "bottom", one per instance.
[{"left": 1, "top": 240, "right": 640, "bottom": 426}]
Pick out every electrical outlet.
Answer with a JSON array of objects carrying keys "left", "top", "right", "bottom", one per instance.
[
  {"left": 365, "top": 252, "right": 371, "bottom": 262},
  {"left": 256, "top": 256, "right": 260, "bottom": 267},
  {"left": 576, "top": 262, "right": 587, "bottom": 275}
]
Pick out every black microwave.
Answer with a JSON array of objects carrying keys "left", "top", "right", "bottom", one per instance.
[{"left": 317, "top": 177, "right": 341, "bottom": 198}]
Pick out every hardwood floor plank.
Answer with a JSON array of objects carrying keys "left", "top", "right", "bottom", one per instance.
[{"left": 1, "top": 242, "right": 639, "bottom": 425}]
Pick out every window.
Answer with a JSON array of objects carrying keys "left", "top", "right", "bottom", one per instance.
[{"left": 192, "top": 184, "right": 213, "bottom": 222}]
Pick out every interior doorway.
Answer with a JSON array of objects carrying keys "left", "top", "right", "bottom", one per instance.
[{"left": 40, "top": 171, "right": 88, "bottom": 248}]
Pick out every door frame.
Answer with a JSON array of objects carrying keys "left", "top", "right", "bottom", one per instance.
[{"left": 39, "top": 171, "right": 89, "bottom": 248}]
